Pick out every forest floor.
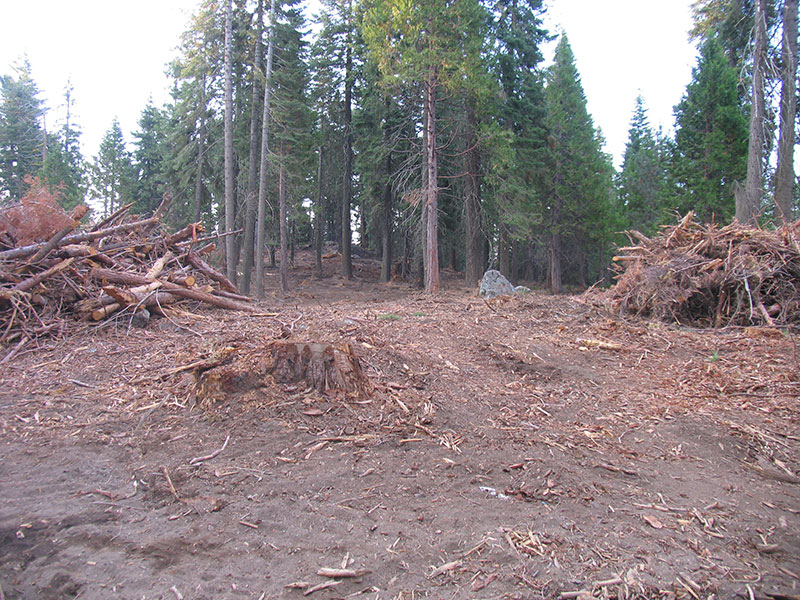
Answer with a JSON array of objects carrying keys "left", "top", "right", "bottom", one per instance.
[{"left": 1, "top": 250, "right": 799, "bottom": 600}]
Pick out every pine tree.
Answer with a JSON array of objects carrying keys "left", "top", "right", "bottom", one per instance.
[
  {"left": 618, "top": 96, "right": 670, "bottom": 235},
  {"left": 41, "top": 84, "right": 86, "bottom": 210},
  {"left": 132, "top": 101, "right": 168, "bottom": 215},
  {"left": 271, "top": 0, "right": 314, "bottom": 293},
  {"left": 543, "top": 36, "right": 613, "bottom": 293},
  {"left": 0, "top": 59, "right": 45, "bottom": 201},
  {"left": 671, "top": 39, "right": 747, "bottom": 223},
  {"left": 361, "top": 0, "right": 486, "bottom": 293},
  {"left": 90, "top": 119, "right": 134, "bottom": 218}
]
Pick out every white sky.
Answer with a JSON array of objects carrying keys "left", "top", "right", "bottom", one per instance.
[{"left": 1, "top": 0, "right": 697, "bottom": 169}]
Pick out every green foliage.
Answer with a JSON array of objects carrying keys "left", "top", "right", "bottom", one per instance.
[
  {"left": 617, "top": 96, "right": 672, "bottom": 235},
  {"left": 0, "top": 59, "right": 44, "bottom": 202},
  {"left": 543, "top": 36, "right": 617, "bottom": 286},
  {"left": 90, "top": 119, "right": 135, "bottom": 218},
  {"left": 132, "top": 101, "right": 169, "bottom": 215},
  {"left": 671, "top": 39, "right": 748, "bottom": 223}
]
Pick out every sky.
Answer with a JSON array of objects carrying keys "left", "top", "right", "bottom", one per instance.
[{"left": 0, "top": 0, "right": 698, "bottom": 169}]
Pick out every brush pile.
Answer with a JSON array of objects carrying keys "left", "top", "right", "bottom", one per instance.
[
  {"left": 1, "top": 191, "right": 256, "bottom": 362},
  {"left": 608, "top": 212, "right": 800, "bottom": 328}
]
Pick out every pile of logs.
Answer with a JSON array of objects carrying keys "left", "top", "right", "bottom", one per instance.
[
  {"left": 1, "top": 194, "right": 256, "bottom": 360},
  {"left": 608, "top": 212, "right": 800, "bottom": 327}
]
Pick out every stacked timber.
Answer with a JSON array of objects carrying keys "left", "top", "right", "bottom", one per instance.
[{"left": 1, "top": 194, "right": 255, "bottom": 358}]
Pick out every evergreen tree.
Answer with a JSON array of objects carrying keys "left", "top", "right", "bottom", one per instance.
[
  {"left": 617, "top": 96, "right": 670, "bottom": 234},
  {"left": 671, "top": 39, "right": 747, "bottom": 223},
  {"left": 0, "top": 59, "right": 44, "bottom": 202},
  {"left": 543, "top": 35, "right": 614, "bottom": 293},
  {"left": 90, "top": 119, "right": 134, "bottom": 218},
  {"left": 271, "top": 0, "right": 314, "bottom": 293},
  {"left": 361, "top": 0, "right": 486, "bottom": 293},
  {"left": 41, "top": 84, "right": 86, "bottom": 210},
  {"left": 132, "top": 101, "right": 168, "bottom": 214}
]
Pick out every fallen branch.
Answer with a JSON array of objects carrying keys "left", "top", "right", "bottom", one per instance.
[{"left": 189, "top": 435, "right": 231, "bottom": 465}]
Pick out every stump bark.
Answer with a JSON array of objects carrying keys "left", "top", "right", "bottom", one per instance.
[{"left": 268, "top": 342, "right": 371, "bottom": 397}]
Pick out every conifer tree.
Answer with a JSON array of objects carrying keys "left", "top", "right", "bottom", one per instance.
[
  {"left": 542, "top": 36, "right": 613, "bottom": 293},
  {"left": 618, "top": 96, "right": 670, "bottom": 235},
  {"left": 132, "top": 101, "right": 168, "bottom": 215},
  {"left": 671, "top": 39, "right": 747, "bottom": 223},
  {"left": 0, "top": 59, "right": 44, "bottom": 201},
  {"left": 90, "top": 119, "right": 134, "bottom": 218}
]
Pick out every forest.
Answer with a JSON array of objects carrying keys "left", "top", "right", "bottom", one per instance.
[{"left": 0, "top": 0, "right": 796, "bottom": 297}]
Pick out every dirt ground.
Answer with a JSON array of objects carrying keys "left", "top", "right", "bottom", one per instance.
[{"left": 1, "top": 252, "right": 798, "bottom": 600}]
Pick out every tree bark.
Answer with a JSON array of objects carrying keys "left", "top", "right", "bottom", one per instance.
[
  {"left": 499, "top": 225, "right": 510, "bottom": 277},
  {"left": 549, "top": 230, "right": 562, "bottom": 294},
  {"left": 279, "top": 140, "right": 289, "bottom": 295},
  {"left": 255, "top": 0, "right": 277, "bottom": 298},
  {"left": 223, "top": 0, "right": 237, "bottom": 284},
  {"left": 738, "top": 0, "right": 767, "bottom": 224},
  {"left": 341, "top": 0, "right": 354, "bottom": 280},
  {"left": 380, "top": 150, "right": 393, "bottom": 283},
  {"left": 241, "top": 0, "right": 265, "bottom": 295},
  {"left": 775, "top": 0, "right": 798, "bottom": 224},
  {"left": 193, "top": 77, "right": 207, "bottom": 224},
  {"left": 464, "top": 100, "right": 484, "bottom": 288},
  {"left": 315, "top": 147, "right": 324, "bottom": 277},
  {"left": 424, "top": 68, "right": 440, "bottom": 294}
]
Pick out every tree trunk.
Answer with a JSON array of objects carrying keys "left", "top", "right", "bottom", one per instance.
[
  {"left": 499, "top": 225, "right": 510, "bottom": 277},
  {"left": 424, "top": 68, "right": 440, "bottom": 294},
  {"left": 738, "top": 0, "right": 767, "bottom": 224},
  {"left": 315, "top": 147, "right": 323, "bottom": 277},
  {"left": 279, "top": 140, "right": 289, "bottom": 295},
  {"left": 775, "top": 0, "right": 798, "bottom": 224},
  {"left": 464, "top": 100, "right": 483, "bottom": 288},
  {"left": 341, "top": 0, "right": 354, "bottom": 280},
  {"left": 549, "top": 230, "right": 562, "bottom": 294},
  {"left": 193, "top": 77, "right": 207, "bottom": 224},
  {"left": 223, "top": 0, "right": 237, "bottom": 285},
  {"left": 241, "top": 0, "right": 265, "bottom": 295},
  {"left": 380, "top": 146, "right": 393, "bottom": 283},
  {"left": 255, "top": 0, "right": 277, "bottom": 298}
]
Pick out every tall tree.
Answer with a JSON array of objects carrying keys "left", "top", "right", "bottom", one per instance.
[
  {"left": 42, "top": 83, "right": 86, "bottom": 210},
  {"left": 618, "top": 96, "right": 670, "bottom": 234},
  {"left": 739, "top": 0, "right": 767, "bottom": 223},
  {"left": 672, "top": 39, "right": 748, "bottom": 223},
  {"left": 341, "top": 0, "right": 354, "bottom": 280},
  {"left": 132, "top": 101, "right": 167, "bottom": 214},
  {"left": 362, "top": 0, "right": 485, "bottom": 293},
  {"left": 775, "top": 0, "right": 798, "bottom": 223},
  {"left": 90, "top": 119, "right": 134, "bottom": 218},
  {"left": 241, "top": 0, "right": 265, "bottom": 295},
  {"left": 0, "top": 59, "right": 44, "bottom": 201},
  {"left": 542, "top": 36, "right": 612, "bottom": 293},
  {"left": 223, "top": 0, "right": 237, "bottom": 284},
  {"left": 255, "top": 0, "right": 278, "bottom": 297}
]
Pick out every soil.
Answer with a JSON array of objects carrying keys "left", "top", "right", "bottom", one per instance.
[{"left": 1, "top": 252, "right": 798, "bottom": 600}]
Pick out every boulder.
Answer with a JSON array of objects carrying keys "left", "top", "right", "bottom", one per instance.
[{"left": 479, "top": 270, "right": 515, "bottom": 298}]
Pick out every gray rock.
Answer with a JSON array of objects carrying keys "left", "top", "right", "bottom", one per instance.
[
  {"left": 479, "top": 270, "right": 515, "bottom": 298},
  {"left": 514, "top": 285, "right": 531, "bottom": 294}
]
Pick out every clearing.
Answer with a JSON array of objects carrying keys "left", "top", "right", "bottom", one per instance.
[{"left": 1, "top": 253, "right": 798, "bottom": 600}]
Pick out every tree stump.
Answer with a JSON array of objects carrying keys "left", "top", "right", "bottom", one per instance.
[{"left": 268, "top": 341, "right": 372, "bottom": 397}]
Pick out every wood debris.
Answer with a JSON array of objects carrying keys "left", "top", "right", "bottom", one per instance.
[
  {"left": 1, "top": 193, "right": 258, "bottom": 355},
  {"left": 607, "top": 213, "right": 800, "bottom": 327}
]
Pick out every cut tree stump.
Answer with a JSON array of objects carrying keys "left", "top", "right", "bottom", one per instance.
[
  {"left": 193, "top": 342, "right": 372, "bottom": 409},
  {"left": 268, "top": 342, "right": 372, "bottom": 397}
]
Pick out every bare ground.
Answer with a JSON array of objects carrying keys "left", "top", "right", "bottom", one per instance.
[{"left": 1, "top": 253, "right": 798, "bottom": 600}]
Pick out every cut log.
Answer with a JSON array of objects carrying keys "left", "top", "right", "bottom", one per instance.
[
  {"left": 184, "top": 251, "right": 238, "bottom": 293},
  {"left": 12, "top": 258, "right": 75, "bottom": 293},
  {"left": 165, "top": 223, "right": 204, "bottom": 246}
]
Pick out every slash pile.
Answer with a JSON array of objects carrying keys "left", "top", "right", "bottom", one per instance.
[
  {"left": 607, "top": 212, "right": 800, "bottom": 328},
  {"left": 1, "top": 194, "right": 256, "bottom": 361}
]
